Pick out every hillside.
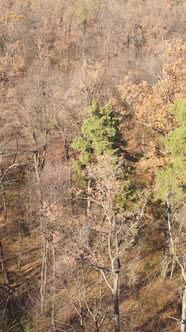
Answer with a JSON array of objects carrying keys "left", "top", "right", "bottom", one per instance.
[{"left": 0, "top": 1, "right": 186, "bottom": 331}]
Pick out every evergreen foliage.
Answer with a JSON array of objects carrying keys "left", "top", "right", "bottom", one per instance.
[
  {"left": 71, "top": 100, "right": 124, "bottom": 170},
  {"left": 155, "top": 98, "right": 186, "bottom": 202},
  {"left": 1, "top": 0, "right": 186, "bottom": 330},
  {"left": 72, "top": 100, "right": 142, "bottom": 211}
]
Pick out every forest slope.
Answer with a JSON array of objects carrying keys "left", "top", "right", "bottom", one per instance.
[{"left": 0, "top": 1, "right": 186, "bottom": 331}]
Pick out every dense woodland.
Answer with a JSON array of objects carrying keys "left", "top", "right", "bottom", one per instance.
[{"left": 0, "top": 0, "right": 186, "bottom": 331}]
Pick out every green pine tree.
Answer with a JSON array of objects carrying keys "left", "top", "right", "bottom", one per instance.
[
  {"left": 155, "top": 98, "right": 186, "bottom": 202},
  {"left": 71, "top": 100, "right": 141, "bottom": 211},
  {"left": 71, "top": 100, "right": 125, "bottom": 171}
]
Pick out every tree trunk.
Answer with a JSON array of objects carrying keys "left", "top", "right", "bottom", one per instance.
[
  {"left": 165, "top": 198, "right": 186, "bottom": 332},
  {"left": 80, "top": 315, "right": 85, "bottom": 332},
  {"left": 1, "top": 182, "right": 7, "bottom": 223},
  {"left": 95, "top": 320, "right": 100, "bottom": 332},
  {"left": 0, "top": 240, "right": 9, "bottom": 284},
  {"left": 40, "top": 235, "right": 49, "bottom": 313},
  {"left": 181, "top": 286, "right": 186, "bottom": 332},
  {"left": 51, "top": 242, "right": 56, "bottom": 332},
  {"left": 113, "top": 270, "right": 120, "bottom": 332},
  {"left": 87, "top": 169, "right": 91, "bottom": 218}
]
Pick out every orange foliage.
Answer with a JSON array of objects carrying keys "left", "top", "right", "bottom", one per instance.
[{"left": 118, "top": 39, "right": 186, "bottom": 132}]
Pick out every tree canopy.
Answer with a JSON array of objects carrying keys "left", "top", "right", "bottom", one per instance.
[
  {"left": 71, "top": 100, "right": 124, "bottom": 170},
  {"left": 155, "top": 98, "right": 186, "bottom": 202}
]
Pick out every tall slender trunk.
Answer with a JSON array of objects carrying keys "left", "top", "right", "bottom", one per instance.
[
  {"left": 165, "top": 199, "right": 174, "bottom": 257},
  {"left": 69, "top": 164, "right": 74, "bottom": 213},
  {"left": 0, "top": 152, "right": 7, "bottom": 223},
  {"left": 113, "top": 227, "right": 120, "bottom": 332},
  {"left": 181, "top": 287, "right": 186, "bottom": 332},
  {"left": 0, "top": 240, "right": 9, "bottom": 284},
  {"left": 40, "top": 235, "right": 49, "bottom": 313},
  {"left": 95, "top": 319, "right": 100, "bottom": 332},
  {"left": 165, "top": 198, "right": 186, "bottom": 331},
  {"left": 1, "top": 182, "right": 7, "bottom": 223},
  {"left": 113, "top": 266, "right": 120, "bottom": 332},
  {"left": 51, "top": 242, "right": 56, "bottom": 332},
  {"left": 80, "top": 314, "right": 85, "bottom": 332},
  {"left": 87, "top": 169, "right": 91, "bottom": 218}
]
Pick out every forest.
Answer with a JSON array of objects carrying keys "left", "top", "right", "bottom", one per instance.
[{"left": 0, "top": 0, "right": 186, "bottom": 331}]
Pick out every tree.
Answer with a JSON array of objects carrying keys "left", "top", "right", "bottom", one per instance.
[
  {"left": 71, "top": 99, "right": 124, "bottom": 218},
  {"left": 155, "top": 98, "right": 186, "bottom": 332},
  {"left": 72, "top": 101, "right": 142, "bottom": 332},
  {"left": 155, "top": 98, "right": 186, "bottom": 201},
  {"left": 117, "top": 39, "right": 186, "bottom": 181},
  {"left": 72, "top": 100, "right": 123, "bottom": 166}
]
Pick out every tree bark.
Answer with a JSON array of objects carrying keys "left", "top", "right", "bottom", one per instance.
[
  {"left": 80, "top": 314, "right": 85, "bottom": 332},
  {"left": 51, "top": 242, "right": 56, "bottom": 332},
  {"left": 113, "top": 267, "right": 120, "bottom": 332},
  {"left": 87, "top": 169, "right": 91, "bottom": 218},
  {"left": 95, "top": 319, "right": 100, "bottom": 332},
  {"left": 40, "top": 235, "right": 49, "bottom": 313},
  {"left": 165, "top": 198, "right": 186, "bottom": 331},
  {"left": 181, "top": 286, "right": 186, "bottom": 332},
  {"left": 1, "top": 182, "right": 7, "bottom": 223},
  {"left": 0, "top": 240, "right": 9, "bottom": 284}
]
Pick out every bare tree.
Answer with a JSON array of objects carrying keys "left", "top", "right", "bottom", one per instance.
[{"left": 165, "top": 197, "right": 186, "bottom": 332}]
